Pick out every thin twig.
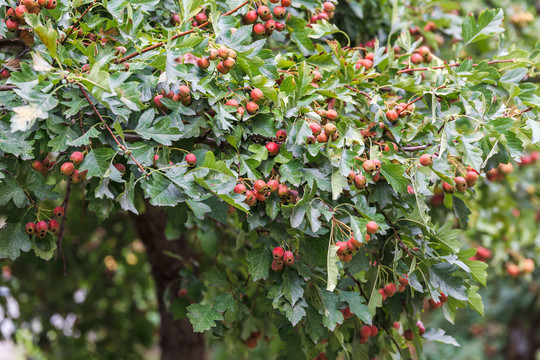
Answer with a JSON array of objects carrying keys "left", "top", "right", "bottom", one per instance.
[
  {"left": 0, "top": 85, "right": 17, "bottom": 91},
  {"left": 380, "top": 211, "right": 413, "bottom": 259},
  {"left": 397, "top": 59, "right": 515, "bottom": 74},
  {"left": 61, "top": 0, "right": 98, "bottom": 45},
  {"left": 345, "top": 86, "right": 372, "bottom": 100},
  {"left": 0, "top": 47, "right": 29, "bottom": 76},
  {"left": 77, "top": 84, "right": 147, "bottom": 173},
  {"left": 399, "top": 144, "right": 431, "bottom": 151},
  {"left": 116, "top": 0, "right": 249, "bottom": 64},
  {"left": 396, "top": 85, "right": 446, "bottom": 116}
]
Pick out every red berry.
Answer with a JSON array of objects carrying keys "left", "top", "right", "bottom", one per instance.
[
  {"left": 36, "top": 220, "right": 48, "bottom": 233},
  {"left": 379, "top": 288, "right": 387, "bottom": 301},
  {"left": 354, "top": 174, "right": 367, "bottom": 189},
  {"left": 363, "top": 160, "right": 375, "bottom": 173},
  {"left": 306, "top": 135, "right": 316, "bottom": 144},
  {"left": 417, "top": 321, "right": 425, "bottom": 336},
  {"left": 265, "top": 20, "right": 276, "bottom": 32},
  {"left": 273, "top": 246, "right": 284, "bottom": 259},
  {"left": 346, "top": 170, "right": 355, "bottom": 184},
  {"left": 185, "top": 153, "right": 197, "bottom": 167},
  {"left": 48, "top": 219, "right": 60, "bottom": 234},
  {"left": 234, "top": 183, "right": 247, "bottom": 195},
  {"left": 281, "top": 0, "right": 292, "bottom": 6},
  {"left": 0, "top": 69, "right": 10, "bottom": 79},
  {"left": 277, "top": 184, "right": 289, "bottom": 198},
  {"left": 254, "top": 180, "right": 267, "bottom": 193},
  {"left": 250, "top": 88, "right": 264, "bottom": 102},
  {"left": 383, "top": 283, "right": 397, "bottom": 297},
  {"left": 419, "top": 154, "right": 433, "bottom": 167},
  {"left": 266, "top": 142, "right": 279, "bottom": 156},
  {"left": 272, "top": 259, "right": 284, "bottom": 272},
  {"left": 360, "top": 325, "right": 372, "bottom": 338},
  {"left": 25, "top": 222, "right": 36, "bottom": 235},
  {"left": 31, "top": 160, "right": 43, "bottom": 173},
  {"left": 53, "top": 206, "right": 64, "bottom": 218},
  {"left": 171, "top": 13, "right": 180, "bottom": 25},
  {"left": 114, "top": 163, "right": 126, "bottom": 174},
  {"left": 454, "top": 176, "right": 468, "bottom": 192},
  {"left": 154, "top": 95, "right": 165, "bottom": 110},
  {"left": 45, "top": 0, "right": 57, "bottom": 9},
  {"left": 243, "top": 10, "right": 258, "bottom": 25},
  {"left": 310, "top": 123, "right": 322, "bottom": 135},
  {"left": 216, "top": 62, "right": 229, "bottom": 74},
  {"left": 283, "top": 251, "right": 294, "bottom": 265},
  {"left": 326, "top": 109, "right": 338, "bottom": 120},
  {"left": 317, "top": 12, "right": 329, "bottom": 21},
  {"left": 411, "top": 53, "right": 423, "bottom": 64},
  {"left": 15, "top": 5, "right": 28, "bottom": 20},
  {"left": 404, "top": 329, "right": 414, "bottom": 341},
  {"left": 197, "top": 57, "right": 210, "bottom": 69},
  {"left": 369, "top": 325, "right": 378, "bottom": 336},
  {"left": 366, "top": 221, "right": 378, "bottom": 234},
  {"left": 317, "top": 132, "right": 328, "bottom": 143},
  {"left": 6, "top": 18, "right": 19, "bottom": 32},
  {"left": 372, "top": 159, "right": 381, "bottom": 171},
  {"left": 60, "top": 162, "right": 75, "bottom": 176},
  {"left": 442, "top": 182, "right": 455, "bottom": 194},
  {"left": 323, "top": 2, "right": 336, "bottom": 12},
  {"left": 244, "top": 190, "right": 256, "bottom": 206},
  {"left": 246, "top": 101, "right": 259, "bottom": 114},
  {"left": 398, "top": 275, "right": 409, "bottom": 286},
  {"left": 257, "top": 6, "right": 270, "bottom": 19},
  {"left": 274, "top": 6, "right": 286, "bottom": 18},
  {"left": 253, "top": 23, "right": 266, "bottom": 35},
  {"left": 253, "top": 189, "right": 268, "bottom": 202},
  {"left": 267, "top": 179, "right": 279, "bottom": 192},
  {"left": 195, "top": 12, "right": 207, "bottom": 24},
  {"left": 70, "top": 151, "right": 84, "bottom": 165},
  {"left": 223, "top": 57, "right": 236, "bottom": 69},
  {"left": 275, "top": 22, "right": 285, "bottom": 32},
  {"left": 386, "top": 110, "right": 399, "bottom": 123},
  {"left": 276, "top": 129, "right": 287, "bottom": 141},
  {"left": 225, "top": 99, "right": 238, "bottom": 108}
]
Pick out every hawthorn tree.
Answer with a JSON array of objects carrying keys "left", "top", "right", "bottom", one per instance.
[{"left": 1, "top": 0, "right": 540, "bottom": 359}]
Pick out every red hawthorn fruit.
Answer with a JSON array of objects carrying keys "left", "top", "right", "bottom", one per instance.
[
  {"left": 386, "top": 109, "right": 399, "bottom": 123},
  {"left": 323, "top": 123, "right": 337, "bottom": 136},
  {"left": 358, "top": 336, "right": 368, "bottom": 344},
  {"left": 171, "top": 13, "right": 180, "bottom": 25},
  {"left": 466, "top": 171, "right": 478, "bottom": 187},
  {"left": 317, "top": 12, "right": 329, "bottom": 21},
  {"left": 531, "top": 151, "right": 539, "bottom": 162},
  {"left": 281, "top": 0, "right": 292, "bottom": 6},
  {"left": 419, "top": 154, "right": 433, "bottom": 166},
  {"left": 246, "top": 101, "right": 259, "bottom": 114},
  {"left": 342, "top": 253, "right": 353, "bottom": 262},
  {"left": 365, "top": 52, "right": 374, "bottom": 61},
  {"left": 217, "top": 46, "right": 229, "bottom": 59},
  {"left": 306, "top": 135, "right": 316, "bottom": 144},
  {"left": 349, "top": 237, "right": 362, "bottom": 251},
  {"left": 316, "top": 132, "right": 328, "bottom": 143},
  {"left": 506, "top": 263, "right": 520, "bottom": 277},
  {"left": 113, "top": 163, "right": 126, "bottom": 174},
  {"left": 326, "top": 109, "right": 338, "bottom": 120},
  {"left": 523, "top": 259, "right": 535, "bottom": 274},
  {"left": 250, "top": 88, "right": 264, "bottom": 102},
  {"left": 154, "top": 94, "right": 165, "bottom": 110},
  {"left": 273, "top": 246, "right": 284, "bottom": 259},
  {"left": 223, "top": 57, "right": 236, "bottom": 69},
  {"left": 6, "top": 18, "right": 19, "bottom": 32},
  {"left": 276, "top": 129, "right": 287, "bottom": 141},
  {"left": 185, "top": 153, "right": 197, "bottom": 167},
  {"left": 266, "top": 142, "right": 279, "bottom": 156},
  {"left": 267, "top": 179, "right": 279, "bottom": 192},
  {"left": 79, "top": 170, "right": 88, "bottom": 180},
  {"left": 36, "top": 220, "right": 48, "bottom": 233},
  {"left": 275, "top": 22, "right": 285, "bottom": 32},
  {"left": 404, "top": 329, "right": 414, "bottom": 341},
  {"left": 234, "top": 183, "right": 247, "bottom": 195},
  {"left": 48, "top": 219, "right": 60, "bottom": 234},
  {"left": 454, "top": 176, "right": 468, "bottom": 192},
  {"left": 439, "top": 292, "right": 448, "bottom": 303},
  {"left": 31, "top": 160, "right": 44, "bottom": 173},
  {"left": 244, "top": 190, "right": 256, "bottom": 206},
  {"left": 225, "top": 99, "right": 239, "bottom": 108},
  {"left": 70, "top": 151, "right": 84, "bottom": 165},
  {"left": 336, "top": 241, "right": 348, "bottom": 257},
  {"left": 399, "top": 274, "right": 409, "bottom": 286},
  {"left": 271, "top": 259, "right": 284, "bottom": 272},
  {"left": 265, "top": 20, "right": 276, "bottom": 31},
  {"left": 45, "top": 0, "right": 57, "bottom": 9},
  {"left": 15, "top": 5, "right": 28, "bottom": 20},
  {"left": 283, "top": 251, "right": 294, "bottom": 265},
  {"left": 253, "top": 189, "right": 268, "bottom": 202},
  {"left": 354, "top": 174, "right": 367, "bottom": 189},
  {"left": 442, "top": 182, "right": 455, "bottom": 194},
  {"left": 411, "top": 53, "right": 423, "bottom": 64},
  {"left": 25, "top": 222, "right": 36, "bottom": 235},
  {"left": 6, "top": 7, "right": 16, "bottom": 20},
  {"left": 286, "top": 190, "right": 298, "bottom": 204},
  {"left": 366, "top": 221, "right": 378, "bottom": 234},
  {"left": 243, "top": 10, "right": 258, "bottom": 24},
  {"left": 0, "top": 69, "right": 10, "bottom": 79},
  {"left": 384, "top": 283, "right": 397, "bottom": 297},
  {"left": 237, "top": 107, "right": 244, "bottom": 118},
  {"left": 312, "top": 70, "right": 322, "bottom": 82},
  {"left": 393, "top": 321, "right": 401, "bottom": 330},
  {"left": 347, "top": 239, "right": 357, "bottom": 253},
  {"left": 428, "top": 298, "right": 442, "bottom": 309},
  {"left": 370, "top": 325, "right": 378, "bottom": 336},
  {"left": 253, "top": 23, "right": 266, "bottom": 35},
  {"left": 340, "top": 307, "right": 352, "bottom": 320},
  {"left": 407, "top": 185, "right": 414, "bottom": 194},
  {"left": 310, "top": 123, "right": 322, "bottom": 135},
  {"left": 53, "top": 206, "right": 65, "bottom": 218},
  {"left": 195, "top": 12, "right": 207, "bottom": 24},
  {"left": 372, "top": 159, "right": 381, "bottom": 171},
  {"left": 71, "top": 170, "right": 81, "bottom": 183},
  {"left": 323, "top": 2, "right": 336, "bottom": 12},
  {"left": 379, "top": 288, "right": 387, "bottom": 301},
  {"left": 257, "top": 6, "right": 270, "bottom": 18},
  {"left": 254, "top": 180, "right": 267, "bottom": 193},
  {"left": 346, "top": 170, "right": 355, "bottom": 184},
  {"left": 417, "top": 321, "right": 426, "bottom": 336},
  {"left": 216, "top": 62, "right": 229, "bottom": 74},
  {"left": 197, "top": 57, "right": 210, "bottom": 69},
  {"left": 277, "top": 184, "right": 289, "bottom": 198},
  {"left": 207, "top": 49, "right": 219, "bottom": 60},
  {"left": 60, "top": 162, "right": 75, "bottom": 176},
  {"left": 363, "top": 160, "right": 375, "bottom": 173},
  {"left": 360, "top": 325, "right": 372, "bottom": 338},
  {"left": 178, "top": 85, "right": 190, "bottom": 98}
]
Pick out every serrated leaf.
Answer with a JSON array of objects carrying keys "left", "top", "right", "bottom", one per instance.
[
  {"left": 187, "top": 304, "right": 224, "bottom": 332},
  {"left": 0, "top": 222, "right": 32, "bottom": 260},
  {"left": 339, "top": 291, "right": 372, "bottom": 324},
  {"left": 246, "top": 246, "right": 271, "bottom": 281}
]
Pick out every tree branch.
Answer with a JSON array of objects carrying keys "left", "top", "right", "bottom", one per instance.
[
  {"left": 56, "top": 181, "right": 71, "bottom": 276},
  {"left": 397, "top": 59, "right": 515, "bottom": 74},
  {"left": 61, "top": 0, "right": 98, "bottom": 45},
  {"left": 399, "top": 144, "right": 431, "bottom": 151}
]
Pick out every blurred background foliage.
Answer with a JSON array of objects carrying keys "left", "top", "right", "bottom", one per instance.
[{"left": 1, "top": 0, "right": 539, "bottom": 359}]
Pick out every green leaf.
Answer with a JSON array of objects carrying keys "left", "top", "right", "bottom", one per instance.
[
  {"left": 331, "top": 169, "right": 346, "bottom": 201},
  {"left": 0, "top": 222, "right": 32, "bottom": 260},
  {"left": 80, "top": 148, "right": 116, "bottom": 179},
  {"left": 423, "top": 328, "right": 460, "bottom": 347},
  {"left": 467, "top": 285, "right": 484, "bottom": 316},
  {"left": 246, "top": 246, "right": 271, "bottom": 281},
  {"left": 527, "top": 119, "right": 540, "bottom": 144},
  {"left": 462, "top": 9, "right": 504, "bottom": 46},
  {"left": 34, "top": 24, "right": 58, "bottom": 57},
  {"left": 429, "top": 263, "right": 468, "bottom": 301},
  {"left": 187, "top": 304, "right": 224, "bottom": 332},
  {"left": 135, "top": 112, "right": 182, "bottom": 145},
  {"left": 463, "top": 259, "right": 488, "bottom": 287},
  {"left": 379, "top": 164, "right": 408, "bottom": 193},
  {"left": 0, "top": 178, "right": 28, "bottom": 208},
  {"left": 339, "top": 291, "right": 372, "bottom": 324},
  {"left": 320, "top": 290, "right": 343, "bottom": 331},
  {"left": 201, "top": 152, "right": 235, "bottom": 177},
  {"left": 326, "top": 243, "right": 340, "bottom": 292}
]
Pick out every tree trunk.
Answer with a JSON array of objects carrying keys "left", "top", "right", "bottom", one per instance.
[{"left": 132, "top": 205, "right": 205, "bottom": 360}]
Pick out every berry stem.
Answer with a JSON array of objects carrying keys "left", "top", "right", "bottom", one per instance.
[
  {"left": 345, "top": 86, "right": 372, "bottom": 100},
  {"left": 61, "top": 0, "right": 98, "bottom": 45}
]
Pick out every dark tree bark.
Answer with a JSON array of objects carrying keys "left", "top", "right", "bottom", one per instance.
[{"left": 132, "top": 205, "right": 205, "bottom": 360}]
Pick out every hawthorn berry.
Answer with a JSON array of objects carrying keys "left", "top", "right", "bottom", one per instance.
[
  {"left": 383, "top": 283, "right": 397, "bottom": 297},
  {"left": 266, "top": 142, "right": 279, "bottom": 156},
  {"left": 286, "top": 190, "right": 298, "bottom": 204},
  {"left": 197, "top": 57, "right": 210, "bottom": 69},
  {"left": 60, "top": 162, "right": 75, "bottom": 176},
  {"left": 207, "top": 49, "right": 219, "bottom": 60},
  {"left": 362, "top": 160, "right": 375, "bottom": 173},
  {"left": 0, "top": 69, "right": 10, "bottom": 79},
  {"left": 411, "top": 53, "right": 423, "bottom": 64},
  {"left": 323, "top": 123, "right": 337, "bottom": 136},
  {"left": 348, "top": 237, "right": 361, "bottom": 252},
  {"left": 326, "top": 109, "right": 338, "bottom": 120},
  {"left": 404, "top": 329, "right": 414, "bottom": 341},
  {"left": 281, "top": 0, "right": 292, "bottom": 6},
  {"left": 216, "top": 62, "right": 229, "bottom": 74},
  {"left": 273, "top": 246, "right": 284, "bottom": 260},
  {"left": 154, "top": 94, "right": 165, "bottom": 110},
  {"left": 354, "top": 174, "right": 367, "bottom": 189},
  {"left": 370, "top": 325, "right": 379, "bottom": 336},
  {"left": 277, "top": 184, "right": 289, "bottom": 198},
  {"left": 250, "top": 88, "right": 264, "bottom": 102},
  {"left": 316, "top": 132, "right": 328, "bottom": 143},
  {"left": 254, "top": 180, "right": 267, "bottom": 194},
  {"left": 267, "top": 180, "right": 279, "bottom": 193},
  {"left": 442, "top": 182, "right": 455, "bottom": 194},
  {"left": 454, "top": 176, "right": 468, "bottom": 192},
  {"left": 15, "top": 5, "right": 28, "bottom": 20},
  {"left": 178, "top": 85, "right": 190, "bottom": 98},
  {"left": 45, "top": 0, "right": 57, "bottom": 9},
  {"left": 372, "top": 159, "right": 381, "bottom": 171},
  {"left": 309, "top": 123, "right": 322, "bottom": 135},
  {"left": 253, "top": 189, "right": 268, "bottom": 201},
  {"left": 195, "top": 12, "right": 207, "bottom": 24},
  {"left": 317, "top": 12, "right": 329, "bottom": 21},
  {"left": 185, "top": 153, "right": 197, "bottom": 167},
  {"left": 275, "top": 22, "right": 285, "bottom": 32},
  {"left": 6, "top": 7, "right": 16, "bottom": 20},
  {"left": 114, "top": 163, "right": 126, "bottom": 174},
  {"left": 253, "top": 23, "right": 266, "bottom": 35},
  {"left": 225, "top": 99, "right": 239, "bottom": 108},
  {"left": 36, "top": 220, "right": 48, "bottom": 234},
  {"left": 276, "top": 129, "right": 287, "bottom": 142},
  {"left": 53, "top": 206, "right": 64, "bottom": 218},
  {"left": 419, "top": 154, "right": 433, "bottom": 167},
  {"left": 465, "top": 171, "right": 478, "bottom": 187},
  {"left": 246, "top": 101, "right": 259, "bottom": 114},
  {"left": 243, "top": 10, "right": 258, "bottom": 24},
  {"left": 306, "top": 136, "right": 316, "bottom": 144},
  {"left": 523, "top": 258, "right": 535, "bottom": 274},
  {"left": 70, "top": 151, "right": 84, "bottom": 165},
  {"left": 25, "top": 222, "right": 36, "bottom": 235},
  {"left": 386, "top": 109, "right": 399, "bottom": 123},
  {"left": 6, "top": 18, "right": 19, "bottom": 32},
  {"left": 360, "top": 325, "right": 372, "bottom": 338},
  {"left": 171, "top": 13, "right": 180, "bottom": 25},
  {"left": 265, "top": 20, "right": 276, "bottom": 32},
  {"left": 257, "top": 6, "right": 270, "bottom": 19},
  {"left": 399, "top": 275, "right": 409, "bottom": 286},
  {"left": 366, "top": 221, "right": 378, "bottom": 234},
  {"left": 31, "top": 160, "right": 44, "bottom": 173},
  {"left": 417, "top": 321, "right": 426, "bottom": 336},
  {"left": 283, "top": 251, "right": 294, "bottom": 266},
  {"left": 48, "top": 219, "right": 60, "bottom": 234},
  {"left": 272, "top": 259, "right": 284, "bottom": 272},
  {"left": 234, "top": 183, "right": 247, "bottom": 195},
  {"left": 244, "top": 190, "right": 256, "bottom": 206}
]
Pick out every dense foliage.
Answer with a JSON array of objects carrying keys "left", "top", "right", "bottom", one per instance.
[{"left": 1, "top": 0, "right": 539, "bottom": 359}]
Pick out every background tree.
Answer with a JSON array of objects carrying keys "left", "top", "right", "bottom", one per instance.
[{"left": 0, "top": 0, "right": 539, "bottom": 359}]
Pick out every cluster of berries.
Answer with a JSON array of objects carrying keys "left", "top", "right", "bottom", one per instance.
[
  {"left": 4, "top": 0, "right": 57, "bottom": 32},
  {"left": 25, "top": 206, "right": 64, "bottom": 239},
  {"left": 154, "top": 84, "right": 192, "bottom": 110},
  {"left": 243, "top": 0, "right": 292, "bottom": 36},
  {"left": 271, "top": 246, "right": 294, "bottom": 272},
  {"left": 234, "top": 179, "right": 297, "bottom": 207},
  {"left": 223, "top": 87, "right": 266, "bottom": 117}
]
